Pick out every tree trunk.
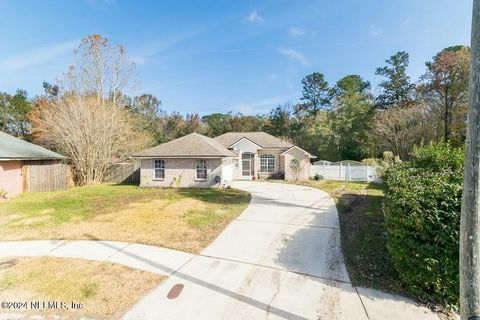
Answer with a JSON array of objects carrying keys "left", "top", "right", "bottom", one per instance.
[{"left": 460, "top": 1, "right": 480, "bottom": 319}]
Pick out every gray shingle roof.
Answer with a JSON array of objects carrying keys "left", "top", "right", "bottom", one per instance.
[
  {"left": 0, "top": 131, "right": 65, "bottom": 160},
  {"left": 214, "top": 132, "right": 293, "bottom": 149},
  {"left": 132, "top": 133, "right": 236, "bottom": 158}
]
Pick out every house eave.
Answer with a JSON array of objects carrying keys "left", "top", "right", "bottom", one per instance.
[
  {"left": 131, "top": 155, "right": 234, "bottom": 159},
  {"left": 0, "top": 157, "right": 65, "bottom": 161},
  {"left": 280, "top": 146, "right": 316, "bottom": 158},
  {"left": 228, "top": 137, "right": 263, "bottom": 149}
]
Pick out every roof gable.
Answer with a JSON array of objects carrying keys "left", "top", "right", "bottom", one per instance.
[
  {"left": 229, "top": 137, "right": 263, "bottom": 149},
  {"left": 280, "top": 145, "right": 316, "bottom": 158},
  {"left": 132, "top": 133, "right": 236, "bottom": 158},
  {"left": 215, "top": 132, "right": 293, "bottom": 149},
  {"left": 0, "top": 131, "right": 65, "bottom": 160}
]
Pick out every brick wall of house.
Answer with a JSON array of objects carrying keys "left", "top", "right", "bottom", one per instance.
[
  {"left": 257, "top": 148, "right": 285, "bottom": 179},
  {"left": 140, "top": 158, "right": 223, "bottom": 188},
  {"left": 283, "top": 148, "right": 311, "bottom": 181}
]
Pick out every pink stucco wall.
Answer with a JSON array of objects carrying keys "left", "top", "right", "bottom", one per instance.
[{"left": 0, "top": 161, "right": 23, "bottom": 198}]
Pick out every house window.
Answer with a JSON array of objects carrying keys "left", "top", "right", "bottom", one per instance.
[
  {"left": 196, "top": 160, "right": 207, "bottom": 180},
  {"left": 260, "top": 154, "right": 275, "bottom": 173},
  {"left": 154, "top": 160, "right": 165, "bottom": 179}
]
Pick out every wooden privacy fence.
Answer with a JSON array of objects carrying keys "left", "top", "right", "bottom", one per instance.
[
  {"left": 310, "top": 163, "right": 379, "bottom": 182},
  {"left": 22, "top": 160, "right": 71, "bottom": 192},
  {"left": 103, "top": 162, "right": 140, "bottom": 184}
]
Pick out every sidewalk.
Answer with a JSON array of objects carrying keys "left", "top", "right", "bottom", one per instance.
[{"left": 0, "top": 240, "right": 194, "bottom": 276}]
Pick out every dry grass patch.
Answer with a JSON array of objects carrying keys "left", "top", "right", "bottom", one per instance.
[
  {"left": 0, "top": 184, "right": 251, "bottom": 253},
  {"left": 0, "top": 257, "right": 164, "bottom": 319}
]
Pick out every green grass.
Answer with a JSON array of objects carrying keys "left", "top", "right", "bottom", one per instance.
[
  {"left": 311, "top": 180, "right": 368, "bottom": 194},
  {"left": 334, "top": 183, "right": 403, "bottom": 292},
  {"left": 0, "top": 184, "right": 251, "bottom": 253},
  {"left": 1, "top": 184, "right": 164, "bottom": 225}
]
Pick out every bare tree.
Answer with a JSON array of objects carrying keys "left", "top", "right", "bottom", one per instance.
[
  {"left": 371, "top": 104, "right": 433, "bottom": 160},
  {"left": 62, "top": 34, "right": 137, "bottom": 105},
  {"left": 29, "top": 34, "right": 150, "bottom": 184},
  {"left": 30, "top": 95, "right": 151, "bottom": 185}
]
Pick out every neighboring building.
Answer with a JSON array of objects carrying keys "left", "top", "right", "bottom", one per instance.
[
  {"left": 312, "top": 160, "right": 332, "bottom": 166},
  {"left": 0, "top": 131, "right": 67, "bottom": 198},
  {"left": 132, "top": 132, "right": 315, "bottom": 188},
  {"left": 331, "top": 160, "right": 363, "bottom": 166}
]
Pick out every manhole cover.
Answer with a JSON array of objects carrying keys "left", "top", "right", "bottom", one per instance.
[{"left": 167, "top": 284, "right": 184, "bottom": 299}]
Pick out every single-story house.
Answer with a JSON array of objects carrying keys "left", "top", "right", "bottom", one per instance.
[
  {"left": 132, "top": 132, "right": 315, "bottom": 188},
  {"left": 0, "top": 131, "right": 67, "bottom": 198}
]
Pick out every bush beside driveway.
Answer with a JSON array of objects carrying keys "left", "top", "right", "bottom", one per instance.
[{"left": 384, "top": 143, "right": 463, "bottom": 310}]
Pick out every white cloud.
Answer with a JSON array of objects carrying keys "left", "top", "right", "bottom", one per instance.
[
  {"left": 279, "top": 48, "right": 310, "bottom": 66},
  {"left": 248, "top": 11, "right": 264, "bottom": 23},
  {"left": 230, "top": 92, "right": 299, "bottom": 114},
  {"left": 289, "top": 26, "right": 306, "bottom": 38},
  {"left": 0, "top": 39, "right": 79, "bottom": 72},
  {"left": 131, "top": 29, "right": 204, "bottom": 65},
  {"left": 369, "top": 25, "right": 383, "bottom": 38}
]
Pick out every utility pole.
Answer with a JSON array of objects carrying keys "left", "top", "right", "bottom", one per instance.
[{"left": 461, "top": 1, "right": 480, "bottom": 319}]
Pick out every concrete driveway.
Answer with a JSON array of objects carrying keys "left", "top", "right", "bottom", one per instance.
[{"left": 124, "top": 181, "right": 438, "bottom": 320}]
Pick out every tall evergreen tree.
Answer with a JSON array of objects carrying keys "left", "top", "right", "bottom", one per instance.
[
  {"left": 375, "top": 51, "right": 415, "bottom": 109},
  {"left": 331, "top": 75, "right": 375, "bottom": 160},
  {"left": 298, "top": 72, "right": 331, "bottom": 115},
  {"left": 0, "top": 90, "right": 32, "bottom": 139}
]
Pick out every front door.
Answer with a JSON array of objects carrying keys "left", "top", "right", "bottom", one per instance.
[{"left": 241, "top": 153, "right": 254, "bottom": 178}]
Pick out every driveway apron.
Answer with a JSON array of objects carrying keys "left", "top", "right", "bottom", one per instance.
[
  {"left": 0, "top": 182, "right": 439, "bottom": 320},
  {"left": 124, "top": 181, "right": 367, "bottom": 320}
]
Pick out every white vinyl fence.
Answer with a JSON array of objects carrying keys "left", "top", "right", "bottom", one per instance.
[{"left": 310, "top": 163, "right": 379, "bottom": 182}]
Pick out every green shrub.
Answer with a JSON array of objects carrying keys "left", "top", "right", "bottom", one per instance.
[
  {"left": 384, "top": 142, "right": 464, "bottom": 309},
  {"left": 362, "top": 151, "right": 402, "bottom": 178}
]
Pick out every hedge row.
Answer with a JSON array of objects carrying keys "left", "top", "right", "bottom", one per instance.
[{"left": 384, "top": 142, "right": 464, "bottom": 308}]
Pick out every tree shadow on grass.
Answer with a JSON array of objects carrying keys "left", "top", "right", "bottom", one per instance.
[
  {"left": 105, "top": 183, "right": 251, "bottom": 206},
  {"left": 176, "top": 188, "right": 251, "bottom": 205}
]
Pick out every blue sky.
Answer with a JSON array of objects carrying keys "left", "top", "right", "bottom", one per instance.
[{"left": 0, "top": 0, "right": 472, "bottom": 115}]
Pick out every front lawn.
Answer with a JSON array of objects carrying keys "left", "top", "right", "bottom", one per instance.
[
  {"left": 0, "top": 257, "right": 163, "bottom": 319},
  {"left": 0, "top": 184, "right": 250, "bottom": 253}
]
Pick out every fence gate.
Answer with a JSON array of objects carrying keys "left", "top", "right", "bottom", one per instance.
[
  {"left": 22, "top": 161, "right": 68, "bottom": 192},
  {"left": 310, "top": 163, "right": 378, "bottom": 182},
  {"left": 103, "top": 162, "right": 140, "bottom": 184}
]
